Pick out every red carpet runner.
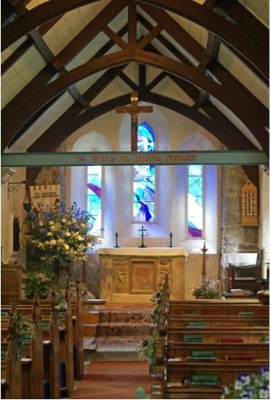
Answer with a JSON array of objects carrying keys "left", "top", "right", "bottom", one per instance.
[{"left": 71, "top": 360, "right": 152, "bottom": 399}]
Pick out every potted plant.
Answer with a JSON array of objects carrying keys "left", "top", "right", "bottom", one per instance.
[
  {"left": 22, "top": 271, "right": 52, "bottom": 298},
  {"left": 192, "top": 277, "right": 220, "bottom": 299}
]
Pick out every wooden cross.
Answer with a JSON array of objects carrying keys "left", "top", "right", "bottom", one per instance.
[{"left": 116, "top": 91, "right": 153, "bottom": 151}]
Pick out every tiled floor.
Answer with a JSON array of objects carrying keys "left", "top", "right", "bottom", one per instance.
[{"left": 71, "top": 360, "right": 152, "bottom": 399}]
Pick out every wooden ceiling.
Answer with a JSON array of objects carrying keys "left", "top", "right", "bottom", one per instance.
[{"left": 1, "top": 0, "right": 269, "bottom": 184}]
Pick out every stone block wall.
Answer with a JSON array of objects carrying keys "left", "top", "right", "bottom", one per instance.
[{"left": 221, "top": 166, "right": 258, "bottom": 253}]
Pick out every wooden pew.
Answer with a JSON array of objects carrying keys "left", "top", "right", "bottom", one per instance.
[
  {"left": 73, "top": 280, "right": 84, "bottom": 380},
  {"left": 2, "top": 280, "right": 84, "bottom": 388},
  {"left": 152, "top": 299, "right": 269, "bottom": 399},
  {"left": 1, "top": 301, "right": 44, "bottom": 399}
]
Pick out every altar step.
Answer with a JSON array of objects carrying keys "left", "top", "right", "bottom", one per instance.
[{"left": 83, "top": 303, "right": 154, "bottom": 358}]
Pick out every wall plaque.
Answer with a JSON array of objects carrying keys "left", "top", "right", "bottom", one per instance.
[{"left": 240, "top": 181, "right": 258, "bottom": 226}]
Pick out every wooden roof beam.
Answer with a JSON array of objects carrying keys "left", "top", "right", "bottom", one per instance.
[
  {"left": 2, "top": 0, "right": 129, "bottom": 127},
  {"left": 197, "top": 33, "right": 220, "bottom": 72},
  {"left": 2, "top": 49, "right": 268, "bottom": 152},
  {"left": 134, "top": 0, "right": 268, "bottom": 81},
  {"left": 2, "top": 0, "right": 112, "bottom": 50},
  {"left": 138, "top": 11, "right": 268, "bottom": 126}
]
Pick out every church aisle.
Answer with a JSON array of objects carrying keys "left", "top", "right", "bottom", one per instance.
[{"left": 71, "top": 360, "right": 152, "bottom": 399}]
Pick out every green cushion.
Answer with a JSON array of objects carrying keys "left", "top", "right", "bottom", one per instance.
[
  {"left": 191, "top": 374, "right": 218, "bottom": 382},
  {"left": 191, "top": 351, "right": 214, "bottom": 357},
  {"left": 182, "top": 335, "right": 203, "bottom": 342}
]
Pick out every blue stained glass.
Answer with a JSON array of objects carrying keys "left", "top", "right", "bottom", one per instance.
[
  {"left": 87, "top": 165, "right": 102, "bottom": 234},
  {"left": 137, "top": 123, "right": 155, "bottom": 152},
  {"left": 187, "top": 165, "right": 203, "bottom": 237},
  {"left": 133, "top": 123, "right": 156, "bottom": 222}
]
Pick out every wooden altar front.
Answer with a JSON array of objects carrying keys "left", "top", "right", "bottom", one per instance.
[{"left": 98, "top": 247, "right": 188, "bottom": 303}]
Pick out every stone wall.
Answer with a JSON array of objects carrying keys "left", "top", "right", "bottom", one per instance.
[{"left": 222, "top": 166, "right": 258, "bottom": 253}]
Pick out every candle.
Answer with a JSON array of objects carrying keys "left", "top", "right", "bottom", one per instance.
[{"left": 262, "top": 247, "right": 267, "bottom": 280}]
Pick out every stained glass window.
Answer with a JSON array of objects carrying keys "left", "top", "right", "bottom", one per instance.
[
  {"left": 187, "top": 165, "right": 203, "bottom": 237},
  {"left": 133, "top": 122, "right": 156, "bottom": 222},
  {"left": 87, "top": 165, "right": 102, "bottom": 234}
]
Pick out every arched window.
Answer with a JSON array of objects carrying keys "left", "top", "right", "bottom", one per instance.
[
  {"left": 187, "top": 165, "right": 204, "bottom": 238},
  {"left": 133, "top": 122, "right": 156, "bottom": 222},
  {"left": 87, "top": 165, "right": 102, "bottom": 234}
]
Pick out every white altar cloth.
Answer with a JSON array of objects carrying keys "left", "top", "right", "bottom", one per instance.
[{"left": 98, "top": 247, "right": 188, "bottom": 257}]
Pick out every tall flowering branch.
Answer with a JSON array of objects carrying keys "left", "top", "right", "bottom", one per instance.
[{"left": 25, "top": 202, "right": 101, "bottom": 267}]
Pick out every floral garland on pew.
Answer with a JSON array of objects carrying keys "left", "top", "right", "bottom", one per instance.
[{"left": 138, "top": 283, "right": 166, "bottom": 372}]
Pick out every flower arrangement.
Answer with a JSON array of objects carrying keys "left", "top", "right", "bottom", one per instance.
[
  {"left": 53, "top": 291, "right": 68, "bottom": 324},
  {"left": 9, "top": 313, "right": 33, "bottom": 358},
  {"left": 25, "top": 202, "right": 101, "bottom": 270},
  {"left": 22, "top": 271, "right": 52, "bottom": 298},
  {"left": 192, "top": 277, "right": 220, "bottom": 299},
  {"left": 222, "top": 367, "right": 269, "bottom": 399}
]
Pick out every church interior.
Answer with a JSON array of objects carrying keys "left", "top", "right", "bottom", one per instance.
[{"left": 1, "top": 0, "right": 270, "bottom": 398}]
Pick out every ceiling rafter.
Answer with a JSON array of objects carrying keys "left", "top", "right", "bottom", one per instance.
[
  {"left": 137, "top": 6, "right": 268, "bottom": 127},
  {"left": 2, "top": 0, "right": 109, "bottom": 50},
  {"left": 2, "top": 0, "right": 129, "bottom": 128},
  {"left": 213, "top": 0, "right": 268, "bottom": 51},
  {"left": 134, "top": 0, "right": 268, "bottom": 81},
  {"left": 2, "top": 48, "right": 268, "bottom": 152},
  {"left": 1, "top": 0, "right": 268, "bottom": 186}
]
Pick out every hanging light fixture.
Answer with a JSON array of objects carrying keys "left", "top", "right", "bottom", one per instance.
[{"left": 23, "top": 187, "right": 32, "bottom": 212}]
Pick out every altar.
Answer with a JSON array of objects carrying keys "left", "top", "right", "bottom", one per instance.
[{"left": 98, "top": 247, "right": 188, "bottom": 303}]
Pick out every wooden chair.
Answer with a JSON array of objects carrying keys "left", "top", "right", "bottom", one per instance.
[{"left": 228, "top": 249, "right": 263, "bottom": 293}]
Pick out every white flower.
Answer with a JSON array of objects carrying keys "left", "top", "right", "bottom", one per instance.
[
  {"left": 50, "top": 239, "right": 57, "bottom": 246},
  {"left": 47, "top": 232, "right": 53, "bottom": 237},
  {"left": 48, "top": 221, "right": 54, "bottom": 225}
]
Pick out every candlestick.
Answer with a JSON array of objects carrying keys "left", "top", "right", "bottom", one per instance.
[
  {"left": 200, "top": 242, "right": 208, "bottom": 279},
  {"left": 114, "top": 232, "right": 120, "bottom": 248},
  {"left": 169, "top": 232, "right": 173, "bottom": 247}
]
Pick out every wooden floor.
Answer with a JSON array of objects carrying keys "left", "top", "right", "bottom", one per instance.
[{"left": 71, "top": 360, "right": 152, "bottom": 399}]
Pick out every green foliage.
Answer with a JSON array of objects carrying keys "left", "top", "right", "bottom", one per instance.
[
  {"left": 192, "top": 277, "right": 220, "bottom": 299},
  {"left": 11, "top": 314, "right": 33, "bottom": 358},
  {"left": 222, "top": 367, "right": 269, "bottom": 399},
  {"left": 138, "top": 331, "right": 158, "bottom": 365},
  {"left": 138, "top": 284, "right": 165, "bottom": 365},
  {"left": 23, "top": 271, "right": 52, "bottom": 297},
  {"left": 53, "top": 291, "right": 68, "bottom": 324}
]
